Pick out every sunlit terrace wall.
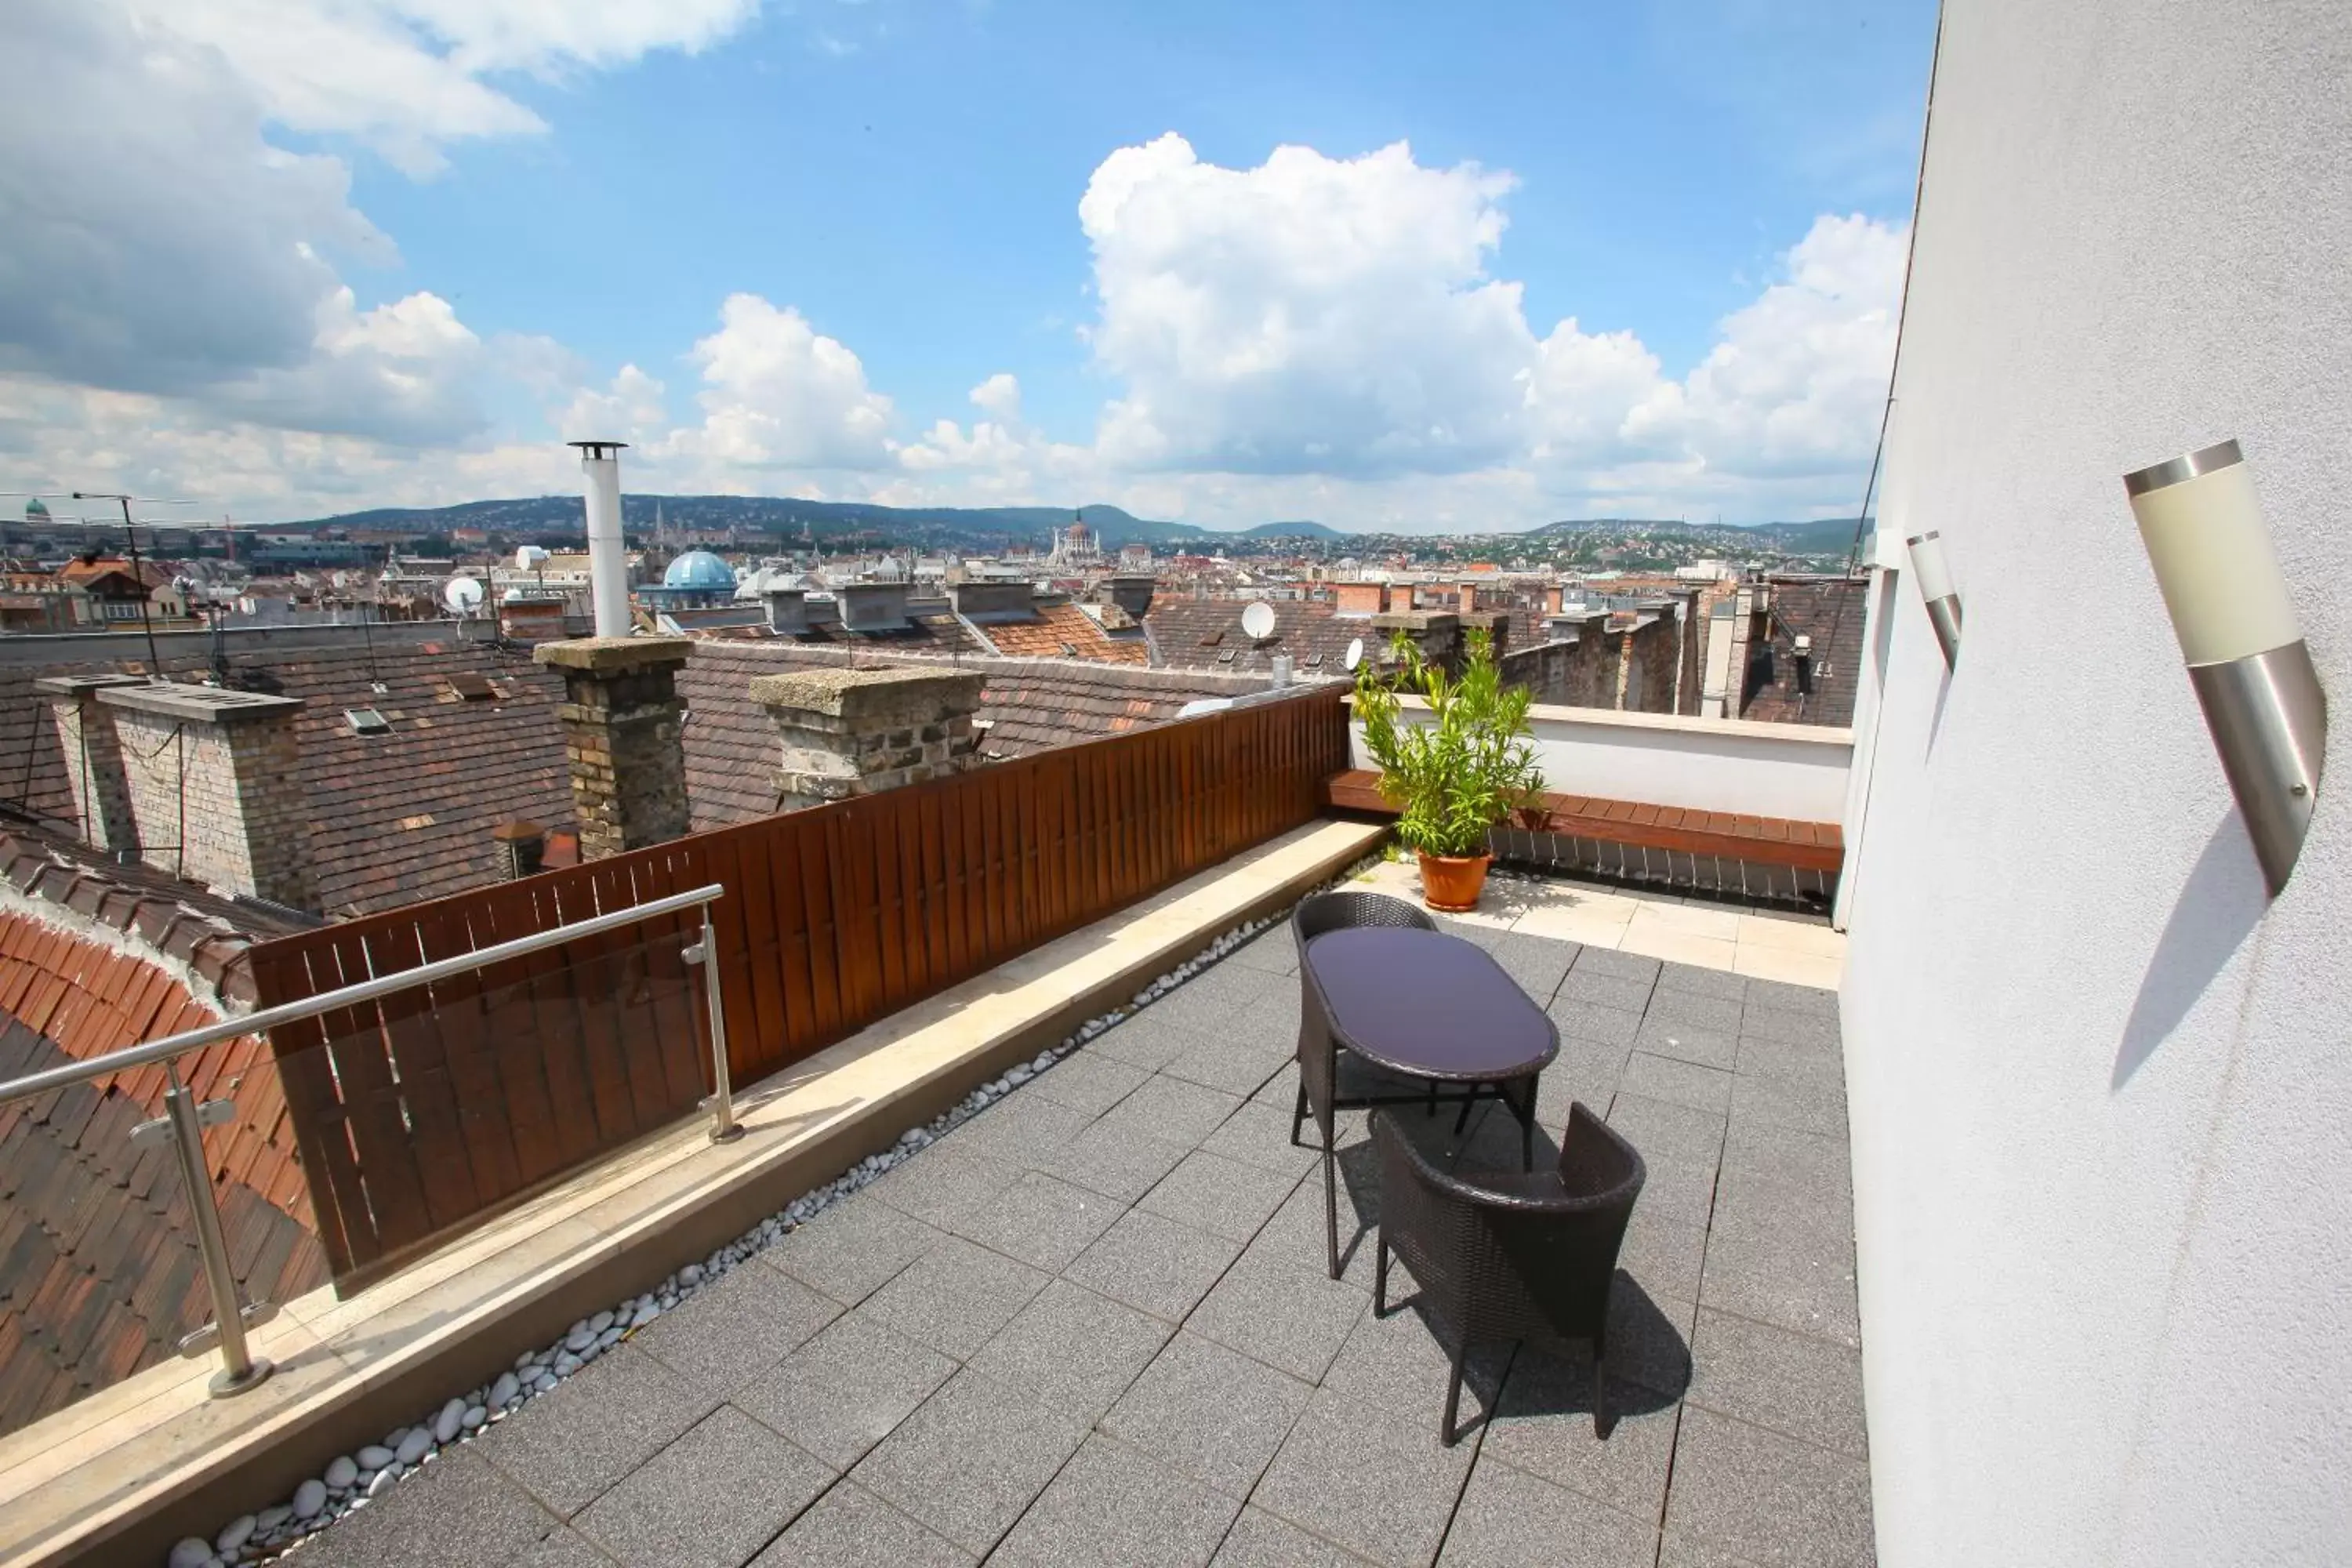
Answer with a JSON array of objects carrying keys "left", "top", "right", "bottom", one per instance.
[{"left": 1838, "top": 1, "right": 2352, "bottom": 1562}]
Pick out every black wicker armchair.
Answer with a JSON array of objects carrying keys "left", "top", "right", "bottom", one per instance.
[
  {"left": 1290, "top": 891, "right": 1437, "bottom": 1276},
  {"left": 1373, "top": 1102, "right": 1646, "bottom": 1444}
]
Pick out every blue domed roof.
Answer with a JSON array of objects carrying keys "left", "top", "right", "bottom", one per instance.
[{"left": 662, "top": 550, "right": 735, "bottom": 590}]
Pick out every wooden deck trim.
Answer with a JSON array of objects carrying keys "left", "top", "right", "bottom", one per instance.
[{"left": 1320, "top": 769, "right": 1844, "bottom": 875}]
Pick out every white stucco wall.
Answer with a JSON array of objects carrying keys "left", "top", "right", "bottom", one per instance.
[
  {"left": 1838, "top": 3, "right": 2352, "bottom": 1564},
  {"left": 1352, "top": 699, "right": 1852, "bottom": 822}
]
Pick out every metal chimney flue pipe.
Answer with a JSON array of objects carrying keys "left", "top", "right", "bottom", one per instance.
[{"left": 571, "top": 440, "right": 631, "bottom": 638}]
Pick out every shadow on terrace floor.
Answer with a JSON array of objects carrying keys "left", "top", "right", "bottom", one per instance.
[{"left": 289, "top": 914, "right": 1871, "bottom": 1568}]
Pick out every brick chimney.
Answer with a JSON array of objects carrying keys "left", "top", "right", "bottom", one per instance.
[
  {"left": 1333, "top": 582, "right": 1388, "bottom": 617},
  {"left": 750, "top": 666, "right": 982, "bottom": 809},
  {"left": 1371, "top": 608, "right": 1463, "bottom": 670},
  {"left": 534, "top": 636, "right": 695, "bottom": 859},
  {"left": 1544, "top": 584, "right": 1565, "bottom": 615},
  {"left": 93, "top": 682, "right": 313, "bottom": 907},
  {"left": 34, "top": 673, "right": 150, "bottom": 855}
]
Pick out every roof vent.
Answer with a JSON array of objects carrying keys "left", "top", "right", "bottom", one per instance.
[
  {"left": 346, "top": 707, "right": 390, "bottom": 735},
  {"left": 445, "top": 672, "right": 495, "bottom": 701},
  {"left": 764, "top": 589, "right": 810, "bottom": 635},
  {"left": 838, "top": 582, "right": 912, "bottom": 632},
  {"left": 950, "top": 580, "right": 1039, "bottom": 623},
  {"left": 1104, "top": 575, "right": 1156, "bottom": 619}
]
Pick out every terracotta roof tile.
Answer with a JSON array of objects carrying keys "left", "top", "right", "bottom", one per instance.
[
  {"left": 0, "top": 910, "right": 327, "bottom": 1437},
  {"left": 970, "top": 601, "right": 1149, "bottom": 665}
]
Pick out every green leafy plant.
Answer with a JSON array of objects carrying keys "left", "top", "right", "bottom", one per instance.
[{"left": 1355, "top": 627, "right": 1543, "bottom": 859}]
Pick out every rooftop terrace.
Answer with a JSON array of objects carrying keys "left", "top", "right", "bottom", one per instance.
[{"left": 273, "top": 895, "right": 1864, "bottom": 1568}]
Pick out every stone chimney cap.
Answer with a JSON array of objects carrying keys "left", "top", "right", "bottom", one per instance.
[
  {"left": 534, "top": 635, "right": 695, "bottom": 673},
  {"left": 95, "top": 683, "right": 304, "bottom": 724},
  {"left": 750, "top": 665, "right": 984, "bottom": 724},
  {"left": 33, "top": 673, "right": 154, "bottom": 699}
]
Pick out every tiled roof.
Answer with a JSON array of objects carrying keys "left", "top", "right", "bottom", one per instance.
[
  {"left": 963, "top": 659, "right": 1277, "bottom": 761},
  {"left": 677, "top": 644, "right": 794, "bottom": 829},
  {"left": 0, "top": 898, "right": 326, "bottom": 1437},
  {"left": 967, "top": 601, "right": 1148, "bottom": 665},
  {"left": 0, "top": 829, "right": 302, "bottom": 982},
  {"left": 54, "top": 558, "right": 172, "bottom": 592},
  {"left": 1144, "top": 598, "right": 1368, "bottom": 677},
  {"left": 677, "top": 644, "right": 1285, "bottom": 826},
  {"left": 1, "top": 642, "right": 576, "bottom": 919},
  {"left": 1741, "top": 575, "right": 1867, "bottom": 727}
]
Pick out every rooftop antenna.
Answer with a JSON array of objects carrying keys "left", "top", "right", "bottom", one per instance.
[
  {"left": 4, "top": 490, "right": 196, "bottom": 672},
  {"left": 358, "top": 554, "right": 386, "bottom": 692}
]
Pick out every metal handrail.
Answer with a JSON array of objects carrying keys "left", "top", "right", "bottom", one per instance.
[
  {"left": 0, "top": 883, "right": 727, "bottom": 1108},
  {"left": 0, "top": 881, "right": 728, "bottom": 1399}
]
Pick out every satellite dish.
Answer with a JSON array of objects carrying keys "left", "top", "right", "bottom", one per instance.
[
  {"left": 1240, "top": 601, "right": 1277, "bottom": 641},
  {"left": 443, "top": 575, "right": 485, "bottom": 616},
  {"left": 515, "top": 546, "right": 550, "bottom": 569},
  {"left": 1344, "top": 637, "right": 1366, "bottom": 673}
]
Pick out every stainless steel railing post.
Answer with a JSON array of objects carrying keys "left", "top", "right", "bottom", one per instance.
[
  {"left": 688, "top": 909, "right": 740, "bottom": 1143},
  {"left": 162, "top": 1061, "right": 273, "bottom": 1396}
]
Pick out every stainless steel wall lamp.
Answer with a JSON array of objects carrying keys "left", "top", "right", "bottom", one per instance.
[{"left": 2124, "top": 439, "right": 2325, "bottom": 897}]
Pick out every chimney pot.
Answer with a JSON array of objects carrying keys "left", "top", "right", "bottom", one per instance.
[{"left": 492, "top": 819, "right": 546, "bottom": 880}]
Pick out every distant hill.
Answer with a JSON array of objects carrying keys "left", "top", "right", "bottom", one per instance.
[
  {"left": 289, "top": 495, "right": 1222, "bottom": 550},
  {"left": 285, "top": 495, "right": 1860, "bottom": 555},
  {"left": 1532, "top": 516, "right": 1865, "bottom": 555},
  {"left": 1239, "top": 520, "right": 1345, "bottom": 540}
]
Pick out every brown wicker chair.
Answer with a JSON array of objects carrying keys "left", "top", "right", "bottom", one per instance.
[
  {"left": 1372, "top": 1102, "right": 1646, "bottom": 1444},
  {"left": 1290, "top": 891, "right": 1438, "bottom": 1276}
]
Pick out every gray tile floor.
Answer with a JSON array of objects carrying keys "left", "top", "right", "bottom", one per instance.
[{"left": 292, "top": 917, "right": 1871, "bottom": 1568}]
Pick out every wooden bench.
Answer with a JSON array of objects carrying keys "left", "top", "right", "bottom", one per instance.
[{"left": 1320, "top": 768, "right": 1843, "bottom": 887}]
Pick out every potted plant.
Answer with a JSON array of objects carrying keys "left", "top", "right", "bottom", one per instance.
[{"left": 1354, "top": 626, "right": 1543, "bottom": 911}]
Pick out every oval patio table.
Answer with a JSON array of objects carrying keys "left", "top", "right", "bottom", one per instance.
[{"left": 1298, "top": 925, "right": 1559, "bottom": 1277}]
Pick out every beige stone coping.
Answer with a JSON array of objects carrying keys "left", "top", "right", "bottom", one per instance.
[
  {"left": 0, "top": 817, "right": 1384, "bottom": 1568},
  {"left": 1373, "top": 690, "right": 1854, "bottom": 746},
  {"left": 532, "top": 635, "right": 694, "bottom": 673}
]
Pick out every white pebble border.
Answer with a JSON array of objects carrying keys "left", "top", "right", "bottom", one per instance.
[{"left": 169, "top": 870, "right": 1385, "bottom": 1568}]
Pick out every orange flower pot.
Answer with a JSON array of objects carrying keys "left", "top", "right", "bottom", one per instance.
[{"left": 1416, "top": 851, "right": 1492, "bottom": 913}]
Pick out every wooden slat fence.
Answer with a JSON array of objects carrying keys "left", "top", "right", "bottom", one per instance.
[{"left": 249, "top": 687, "right": 1350, "bottom": 1286}]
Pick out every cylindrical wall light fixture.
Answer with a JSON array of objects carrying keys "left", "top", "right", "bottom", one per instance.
[
  {"left": 1905, "top": 529, "right": 1963, "bottom": 669},
  {"left": 570, "top": 439, "right": 632, "bottom": 639},
  {"left": 2124, "top": 438, "right": 2325, "bottom": 897}
]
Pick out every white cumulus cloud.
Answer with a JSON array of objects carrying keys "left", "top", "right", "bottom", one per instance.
[
  {"left": 662, "top": 295, "right": 897, "bottom": 472},
  {"left": 1080, "top": 135, "right": 1533, "bottom": 478},
  {"left": 1065, "top": 133, "right": 1905, "bottom": 520},
  {"left": 137, "top": 0, "right": 761, "bottom": 174}
]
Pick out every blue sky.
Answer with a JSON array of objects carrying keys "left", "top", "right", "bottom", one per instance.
[{"left": 3, "top": 0, "right": 1938, "bottom": 530}]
